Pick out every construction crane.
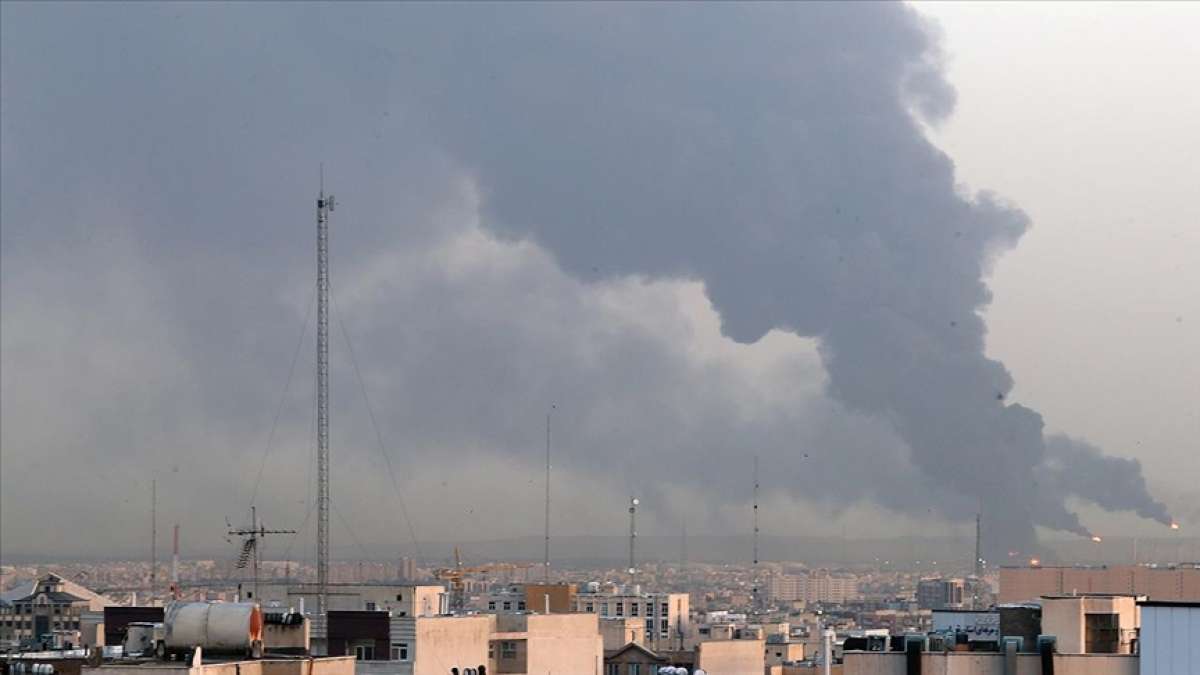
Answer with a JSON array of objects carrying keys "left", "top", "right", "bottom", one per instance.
[{"left": 434, "top": 547, "right": 534, "bottom": 612}]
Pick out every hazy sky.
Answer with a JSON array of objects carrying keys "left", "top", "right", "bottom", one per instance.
[
  {"left": 1, "top": 1, "right": 1196, "bottom": 563},
  {"left": 915, "top": 1, "right": 1200, "bottom": 529}
]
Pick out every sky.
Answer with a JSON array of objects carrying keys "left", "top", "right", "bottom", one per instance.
[{"left": 1, "top": 1, "right": 1196, "bottom": 564}]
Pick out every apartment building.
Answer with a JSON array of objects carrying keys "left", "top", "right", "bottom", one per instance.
[
  {"left": 574, "top": 587, "right": 690, "bottom": 651},
  {"left": 769, "top": 571, "right": 860, "bottom": 605},
  {"left": 0, "top": 574, "right": 112, "bottom": 647}
]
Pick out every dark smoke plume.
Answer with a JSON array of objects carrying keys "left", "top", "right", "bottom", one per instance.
[{"left": 374, "top": 2, "right": 1171, "bottom": 555}]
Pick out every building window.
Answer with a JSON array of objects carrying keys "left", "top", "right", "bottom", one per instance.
[
  {"left": 390, "top": 643, "right": 409, "bottom": 661},
  {"left": 502, "top": 601, "right": 512, "bottom": 611},
  {"left": 396, "top": 594, "right": 403, "bottom": 601},
  {"left": 615, "top": 602, "right": 624, "bottom": 617},
  {"left": 606, "top": 665, "right": 620, "bottom": 675},
  {"left": 600, "top": 604, "right": 609, "bottom": 617},
  {"left": 628, "top": 665, "right": 640, "bottom": 675},
  {"left": 661, "top": 603, "right": 669, "bottom": 615},
  {"left": 365, "top": 602, "right": 377, "bottom": 611},
  {"left": 354, "top": 645, "right": 375, "bottom": 661},
  {"left": 645, "top": 602, "right": 653, "bottom": 616},
  {"left": 631, "top": 602, "right": 639, "bottom": 616},
  {"left": 645, "top": 619, "right": 653, "bottom": 636},
  {"left": 1085, "top": 613, "right": 1120, "bottom": 654},
  {"left": 661, "top": 618, "right": 669, "bottom": 633},
  {"left": 518, "top": 601, "right": 526, "bottom": 611},
  {"left": 585, "top": 602, "right": 594, "bottom": 613},
  {"left": 488, "top": 601, "right": 496, "bottom": 611},
  {"left": 500, "top": 641, "right": 518, "bottom": 659}
]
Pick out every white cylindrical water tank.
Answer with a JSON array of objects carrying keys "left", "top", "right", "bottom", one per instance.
[{"left": 164, "top": 602, "right": 263, "bottom": 654}]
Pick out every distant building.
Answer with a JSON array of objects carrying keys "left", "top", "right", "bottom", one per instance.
[
  {"left": 916, "top": 578, "right": 965, "bottom": 610},
  {"left": 0, "top": 573, "right": 112, "bottom": 647},
  {"left": 253, "top": 583, "right": 446, "bottom": 618},
  {"left": 397, "top": 558, "right": 418, "bottom": 583},
  {"left": 768, "top": 571, "right": 860, "bottom": 605},
  {"left": 999, "top": 564, "right": 1200, "bottom": 603},
  {"left": 574, "top": 586, "right": 689, "bottom": 651}
]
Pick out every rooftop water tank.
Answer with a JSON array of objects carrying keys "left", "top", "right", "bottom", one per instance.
[{"left": 162, "top": 602, "right": 263, "bottom": 658}]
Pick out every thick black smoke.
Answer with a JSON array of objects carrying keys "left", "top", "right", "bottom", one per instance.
[{"left": 373, "top": 2, "right": 1171, "bottom": 555}]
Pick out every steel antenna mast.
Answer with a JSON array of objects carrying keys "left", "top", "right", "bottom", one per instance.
[
  {"left": 544, "top": 405, "right": 554, "bottom": 582},
  {"left": 316, "top": 171, "right": 336, "bottom": 613},
  {"left": 752, "top": 456, "right": 760, "bottom": 613},
  {"left": 628, "top": 496, "right": 639, "bottom": 584},
  {"left": 151, "top": 479, "right": 157, "bottom": 599}
]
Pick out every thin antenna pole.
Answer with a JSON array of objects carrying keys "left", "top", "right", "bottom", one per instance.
[
  {"left": 973, "top": 509, "right": 983, "bottom": 609},
  {"left": 752, "top": 456, "right": 759, "bottom": 613},
  {"left": 151, "top": 479, "right": 157, "bottom": 601},
  {"left": 171, "top": 524, "right": 180, "bottom": 600},
  {"left": 316, "top": 175, "right": 335, "bottom": 613},
  {"left": 544, "top": 406, "right": 554, "bottom": 582},
  {"left": 252, "top": 506, "right": 259, "bottom": 601},
  {"left": 628, "top": 497, "right": 639, "bottom": 583}
]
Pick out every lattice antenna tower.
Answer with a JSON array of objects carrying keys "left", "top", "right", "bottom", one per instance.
[
  {"left": 752, "top": 456, "right": 760, "bottom": 613},
  {"left": 628, "top": 497, "right": 639, "bottom": 583},
  {"left": 316, "top": 170, "right": 336, "bottom": 613}
]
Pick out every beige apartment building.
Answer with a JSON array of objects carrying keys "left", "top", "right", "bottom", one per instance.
[
  {"left": 253, "top": 584, "right": 445, "bottom": 617},
  {"left": 573, "top": 588, "right": 689, "bottom": 651},
  {"left": 769, "top": 571, "right": 860, "bottom": 605},
  {"left": 999, "top": 564, "right": 1200, "bottom": 604},
  {"left": 1040, "top": 594, "right": 1139, "bottom": 655}
]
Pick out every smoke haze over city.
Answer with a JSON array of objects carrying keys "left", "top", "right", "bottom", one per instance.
[{"left": 2, "top": 2, "right": 1197, "bottom": 564}]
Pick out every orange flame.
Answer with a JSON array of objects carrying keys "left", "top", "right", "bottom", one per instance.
[{"left": 1170, "top": 522, "right": 1181, "bottom": 530}]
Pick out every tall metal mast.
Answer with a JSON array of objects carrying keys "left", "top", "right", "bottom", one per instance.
[
  {"left": 973, "top": 510, "right": 983, "bottom": 609},
  {"left": 316, "top": 174, "right": 335, "bottom": 613},
  {"left": 171, "top": 524, "right": 180, "bottom": 601},
  {"left": 543, "top": 406, "right": 554, "bottom": 582},
  {"left": 151, "top": 479, "right": 157, "bottom": 599},
  {"left": 628, "top": 497, "right": 639, "bottom": 583},
  {"left": 752, "top": 456, "right": 760, "bottom": 613}
]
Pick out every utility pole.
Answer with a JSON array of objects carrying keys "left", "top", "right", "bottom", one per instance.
[
  {"left": 229, "top": 506, "right": 296, "bottom": 602},
  {"left": 316, "top": 172, "right": 335, "bottom": 613},
  {"left": 628, "top": 497, "right": 639, "bottom": 584},
  {"left": 151, "top": 479, "right": 157, "bottom": 600}
]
